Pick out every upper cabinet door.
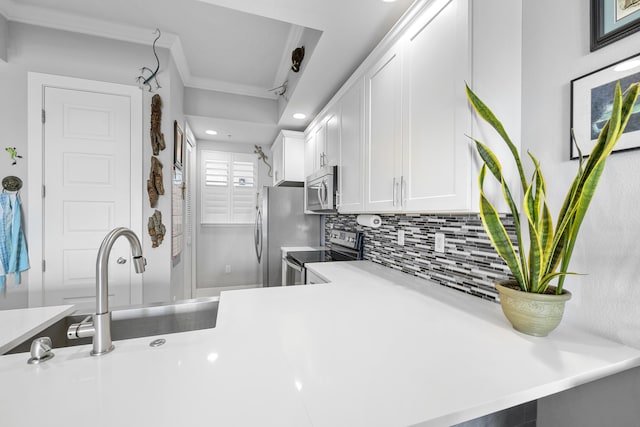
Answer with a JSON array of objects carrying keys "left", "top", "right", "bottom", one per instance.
[
  {"left": 304, "top": 131, "right": 316, "bottom": 178},
  {"left": 401, "top": 0, "right": 471, "bottom": 211},
  {"left": 314, "top": 125, "right": 326, "bottom": 169},
  {"left": 364, "top": 44, "right": 403, "bottom": 212},
  {"left": 325, "top": 111, "right": 340, "bottom": 167},
  {"left": 338, "top": 78, "right": 365, "bottom": 213},
  {"left": 272, "top": 133, "right": 284, "bottom": 186},
  {"left": 273, "top": 130, "right": 305, "bottom": 186}
]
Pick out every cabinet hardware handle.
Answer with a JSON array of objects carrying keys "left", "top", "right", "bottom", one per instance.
[
  {"left": 392, "top": 177, "right": 397, "bottom": 207},
  {"left": 401, "top": 176, "right": 406, "bottom": 207}
]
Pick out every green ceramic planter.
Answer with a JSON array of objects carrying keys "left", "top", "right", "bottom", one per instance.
[{"left": 495, "top": 280, "right": 572, "bottom": 337}]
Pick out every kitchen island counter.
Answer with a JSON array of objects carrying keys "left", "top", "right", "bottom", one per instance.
[
  {"left": 1, "top": 261, "right": 639, "bottom": 426},
  {"left": 0, "top": 304, "right": 75, "bottom": 354}
]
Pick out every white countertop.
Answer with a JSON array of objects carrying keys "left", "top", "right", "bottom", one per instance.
[
  {"left": 0, "top": 305, "right": 75, "bottom": 354},
  {"left": 1, "top": 261, "right": 640, "bottom": 426}
]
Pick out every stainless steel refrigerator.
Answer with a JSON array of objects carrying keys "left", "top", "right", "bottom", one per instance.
[{"left": 254, "top": 186, "right": 321, "bottom": 287}]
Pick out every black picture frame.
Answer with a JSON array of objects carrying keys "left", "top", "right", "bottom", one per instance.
[
  {"left": 174, "top": 120, "right": 184, "bottom": 170},
  {"left": 591, "top": 0, "right": 640, "bottom": 51},
  {"left": 570, "top": 52, "right": 640, "bottom": 159}
]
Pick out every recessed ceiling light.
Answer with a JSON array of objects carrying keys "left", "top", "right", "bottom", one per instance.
[
  {"left": 205, "top": 130, "right": 218, "bottom": 135},
  {"left": 293, "top": 113, "right": 306, "bottom": 120},
  {"left": 614, "top": 59, "right": 640, "bottom": 72}
]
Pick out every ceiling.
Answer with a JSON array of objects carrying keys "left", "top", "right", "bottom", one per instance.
[{"left": 0, "top": 0, "right": 415, "bottom": 144}]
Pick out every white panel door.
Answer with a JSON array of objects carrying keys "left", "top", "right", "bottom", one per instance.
[
  {"left": 402, "top": 0, "right": 471, "bottom": 211},
  {"left": 365, "top": 45, "right": 403, "bottom": 212},
  {"left": 43, "top": 87, "right": 133, "bottom": 309}
]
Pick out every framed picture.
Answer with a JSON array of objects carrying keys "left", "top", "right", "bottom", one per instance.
[
  {"left": 570, "top": 52, "right": 640, "bottom": 159},
  {"left": 591, "top": 0, "right": 640, "bottom": 51},
  {"left": 174, "top": 120, "right": 184, "bottom": 170}
]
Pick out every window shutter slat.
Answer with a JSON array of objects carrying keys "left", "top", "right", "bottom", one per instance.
[{"left": 201, "top": 150, "right": 257, "bottom": 224}]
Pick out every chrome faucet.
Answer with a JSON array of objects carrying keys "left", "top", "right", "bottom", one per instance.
[{"left": 67, "top": 227, "right": 146, "bottom": 356}]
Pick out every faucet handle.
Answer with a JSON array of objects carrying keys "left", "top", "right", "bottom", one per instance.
[
  {"left": 67, "top": 316, "right": 95, "bottom": 340},
  {"left": 27, "top": 337, "right": 55, "bottom": 364}
]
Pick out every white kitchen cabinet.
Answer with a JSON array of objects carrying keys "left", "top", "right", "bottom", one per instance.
[
  {"left": 364, "top": 43, "right": 403, "bottom": 212},
  {"left": 338, "top": 77, "right": 365, "bottom": 213},
  {"left": 363, "top": 0, "right": 470, "bottom": 213},
  {"left": 305, "top": 109, "right": 340, "bottom": 177},
  {"left": 314, "top": 124, "right": 326, "bottom": 169},
  {"left": 272, "top": 130, "right": 305, "bottom": 186},
  {"left": 325, "top": 111, "right": 340, "bottom": 167},
  {"left": 401, "top": 0, "right": 471, "bottom": 211},
  {"left": 303, "top": 0, "right": 484, "bottom": 214},
  {"left": 304, "top": 131, "right": 316, "bottom": 178}
]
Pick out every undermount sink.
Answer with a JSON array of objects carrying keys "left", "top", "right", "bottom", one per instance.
[{"left": 4, "top": 297, "right": 219, "bottom": 355}]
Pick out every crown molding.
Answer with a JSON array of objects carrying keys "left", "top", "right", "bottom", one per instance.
[
  {"left": 2, "top": 0, "right": 178, "bottom": 48},
  {"left": 168, "top": 36, "right": 190, "bottom": 89},
  {"left": 188, "top": 76, "right": 278, "bottom": 100}
]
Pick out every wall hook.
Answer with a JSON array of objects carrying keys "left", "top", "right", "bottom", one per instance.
[{"left": 2, "top": 176, "right": 22, "bottom": 192}]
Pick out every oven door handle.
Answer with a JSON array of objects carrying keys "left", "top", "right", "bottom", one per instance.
[
  {"left": 284, "top": 257, "right": 303, "bottom": 272},
  {"left": 321, "top": 180, "right": 329, "bottom": 209},
  {"left": 316, "top": 183, "right": 324, "bottom": 210}
]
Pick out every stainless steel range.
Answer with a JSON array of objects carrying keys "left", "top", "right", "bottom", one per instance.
[{"left": 283, "top": 229, "right": 364, "bottom": 285}]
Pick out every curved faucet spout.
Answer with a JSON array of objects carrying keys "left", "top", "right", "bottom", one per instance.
[
  {"left": 96, "top": 227, "right": 146, "bottom": 316},
  {"left": 92, "top": 227, "right": 146, "bottom": 355}
]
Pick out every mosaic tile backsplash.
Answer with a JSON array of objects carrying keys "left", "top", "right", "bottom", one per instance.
[{"left": 324, "top": 213, "right": 518, "bottom": 302}]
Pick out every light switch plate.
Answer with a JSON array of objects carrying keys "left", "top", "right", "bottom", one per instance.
[
  {"left": 398, "top": 229, "right": 405, "bottom": 246},
  {"left": 435, "top": 233, "right": 445, "bottom": 253}
]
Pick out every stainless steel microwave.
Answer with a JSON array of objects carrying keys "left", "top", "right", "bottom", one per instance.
[{"left": 305, "top": 165, "right": 337, "bottom": 213}]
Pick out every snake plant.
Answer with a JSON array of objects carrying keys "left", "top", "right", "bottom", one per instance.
[{"left": 466, "top": 81, "right": 640, "bottom": 294}]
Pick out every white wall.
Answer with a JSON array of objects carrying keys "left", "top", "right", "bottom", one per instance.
[
  {"left": 522, "top": 0, "right": 640, "bottom": 348},
  {"left": 0, "top": 14, "right": 7, "bottom": 62},
  {"left": 519, "top": 0, "right": 640, "bottom": 424},
  {"left": 196, "top": 141, "right": 272, "bottom": 289},
  {"left": 0, "top": 22, "right": 181, "bottom": 308},
  {"left": 469, "top": 0, "right": 522, "bottom": 211},
  {"left": 168, "top": 54, "right": 186, "bottom": 303}
]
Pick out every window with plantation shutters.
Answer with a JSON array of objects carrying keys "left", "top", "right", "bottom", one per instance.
[{"left": 201, "top": 150, "right": 257, "bottom": 224}]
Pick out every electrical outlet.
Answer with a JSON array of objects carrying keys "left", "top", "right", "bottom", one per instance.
[
  {"left": 225, "top": 265, "right": 231, "bottom": 274},
  {"left": 398, "top": 229, "right": 405, "bottom": 246},
  {"left": 435, "top": 233, "right": 445, "bottom": 253}
]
